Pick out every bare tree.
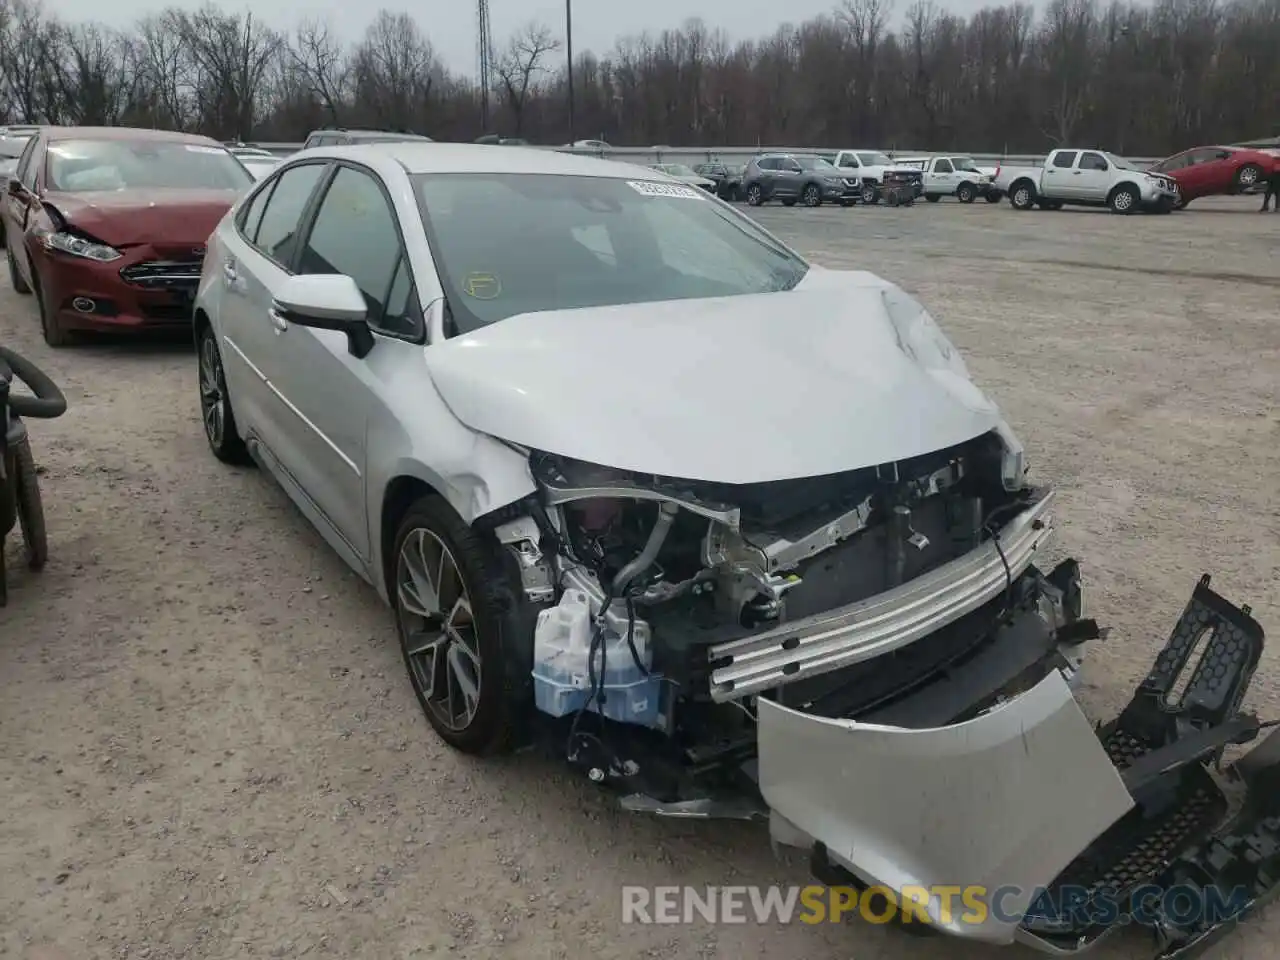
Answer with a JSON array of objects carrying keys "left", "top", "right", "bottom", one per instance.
[
  {"left": 351, "top": 11, "right": 441, "bottom": 133},
  {"left": 291, "top": 19, "right": 348, "bottom": 125},
  {"left": 494, "top": 22, "right": 560, "bottom": 135}
]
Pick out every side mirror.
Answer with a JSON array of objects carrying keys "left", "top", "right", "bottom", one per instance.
[
  {"left": 7, "top": 178, "right": 27, "bottom": 198},
  {"left": 271, "top": 274, "right": 375, "bottom": 359}
]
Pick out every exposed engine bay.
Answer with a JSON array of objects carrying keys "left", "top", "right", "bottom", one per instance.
[
  {"left": 484, "top": 430, "right": 1280, "bottom": 960},
  {"left": 490, "top": 427, "right": 1063, "bottom": 790}
]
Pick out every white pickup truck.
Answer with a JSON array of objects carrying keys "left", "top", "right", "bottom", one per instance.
[
  {"left": 993, "top": 148, "right": 1179, "bottom": 214},
  {"left": 820, "top": 149, "right": 925, "bottom": 203},
  {"left": 897, "top": 155, "right": 1002, "bottom": 203}
]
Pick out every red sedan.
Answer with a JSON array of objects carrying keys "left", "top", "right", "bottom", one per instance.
[
  {"left": 1148, "top": 145, "right": 1280, "bottom": 208},
  {"left": 1, "top": 127, "right": 252, "bottom": 346}
]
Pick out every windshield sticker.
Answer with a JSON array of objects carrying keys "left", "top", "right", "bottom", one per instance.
[
  {"left": 626, "top": 180, "right": 705, "bottom": 200},
  {"left": 185, "top": 145, "right": 225, "bottom": 154},
  {"left": 463, "top": 272, "right": 501, "bottom": 300}
]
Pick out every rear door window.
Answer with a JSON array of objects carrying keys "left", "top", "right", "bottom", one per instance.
[
  {"left": 251, "top": 162, "right": 327, "bottom": 268},
  {"left": 1079, "top": 152, "right": 1108, "bottom": 171}
]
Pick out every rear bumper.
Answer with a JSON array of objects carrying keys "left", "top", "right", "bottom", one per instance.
[{"left": 759, "top": 573, "right": 1279, "bottom": 959}]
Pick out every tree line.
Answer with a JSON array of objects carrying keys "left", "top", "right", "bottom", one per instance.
[{"left": 0, "top": 0, "right": 1276, "bottom": 156}]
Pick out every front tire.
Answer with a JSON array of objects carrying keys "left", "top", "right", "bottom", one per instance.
[
  {"left": 802, "top": 184, "right": 821, "bottom": 207},
  {"left": 1109, "top": 184, "right": 1139, "bottom": 214},
  {"left": 860, "top": 183, "right": 878, "bottom": 204},
  {"left": 7, "top": 245, "right": 31, "bottom": 295},
  {"left": 393, "top": 495, "right": 521, "bottom": 756},
  {"left": 956, "top": 182, "right": 977, "bottom": 203},
  {"left": 985, "top": 191, "right": 1002, "bottom": 203},
  {"left": 925, "top": 194, "right": 941, "bottom": 203},
  {"left": 197, "top": 323, "right": 250, "bottom": 464},
  {"left": 31, "top": 270, "right": 70, "bottom": 347},
  {"left": 12, "top": 435, "right": 47, "bottom": 570}
]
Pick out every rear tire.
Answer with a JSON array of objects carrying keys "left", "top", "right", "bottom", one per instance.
[
  {"left": 1236, "top": 164, "right": 1263, "bottom": 191},
  {"left": 985, "top": 192, "right": 1002, "bottom": 203},
  {"left": 7, "top": 245, "right": 31, "bottom": 295},
  {"left": 956, "top": 182, "right": 977, "bottom": 203},
  {"left": 196, "top": 323, "right": 251, "bottom": 465},
  {"left": 746, "top": 184, "right": 763, "bottom": 206},
  {"left": 925, "top": 193, "right": 941, "bottom": 203},
  {"left": 1009, "top": 181, "right": 1036, "bottom": 210}
]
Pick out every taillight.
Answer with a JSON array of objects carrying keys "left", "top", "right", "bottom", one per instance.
[{"left": 994, "top": 165, "right": 1001, "bottom": 179}]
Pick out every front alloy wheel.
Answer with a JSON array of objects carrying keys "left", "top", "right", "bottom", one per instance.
[
  {"left": 803, "top": 184, "right": 821, "bottom": 206},
  {"left": 398, "top": 528, "right": 484, "bottom": 735}
]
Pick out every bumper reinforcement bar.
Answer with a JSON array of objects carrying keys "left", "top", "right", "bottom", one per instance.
[{"left": 707, "top": 490, "right": 1055, "bottom": 702}]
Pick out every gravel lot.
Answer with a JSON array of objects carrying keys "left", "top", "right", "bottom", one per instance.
[{"left": 2, "top": 196, "right": 1278, "bottom": 960}]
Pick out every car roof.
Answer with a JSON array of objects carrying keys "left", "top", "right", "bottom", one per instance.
[
  {"left": 308, "top": 142, "right": 665, "bottom": 180},
  {"left": 315, "top": 129, "right": 432, "bottom": 140},
  {"left": 43, "top": 126, "right": 224, "bottom": 146}
]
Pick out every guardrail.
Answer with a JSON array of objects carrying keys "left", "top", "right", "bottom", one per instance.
[{"left": 249, "top": 142, "right": 1160, "bottom": 169}]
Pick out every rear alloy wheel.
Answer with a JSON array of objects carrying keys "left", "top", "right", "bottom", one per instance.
[
  {"left": 1236, "top": 164, "right": 1262, "bottom": 190},
  {"left": 746, "top": 184, "right": 763, "bottom": 206},
  {"left": 1109, "top": 184, "right": 1139, "bottom": 214},
  {"left": 1009, "top": 183, "right": 1036, "bottom": 210},
  {"left": 803, "top": 184, "right": 821, "bottom": 207},
  {"left": 7, "top": 245, "right": 31, "bottom": 295},
  {"left": 393, "top": 496, "right": 518, "bottom": 756},
  {"left": 197, "top": 323, "right": 250, "bottom": 464},
  {"left": 860, "top": 183, "right": 879, "bottom": 204},
  {"left": 956, "top": 182, "right": 977, "bottom": 203}
]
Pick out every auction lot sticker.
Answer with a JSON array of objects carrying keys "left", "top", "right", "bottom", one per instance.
[{"left": 627, "top": 181, "right": 705, "bottom": 200}]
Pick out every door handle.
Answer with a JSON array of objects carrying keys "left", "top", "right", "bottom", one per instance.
[
  {"left": 267, "top": 308, "right": 288, "bottom": 333},
  {"left": 222, "top": 260, "right": 237, "bottom": 282}
]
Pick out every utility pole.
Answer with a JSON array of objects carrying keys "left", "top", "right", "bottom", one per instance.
[
  {"left": 477, "top": 0, "right": 494, "bottom": 132},
  {"left": 565, "top": 0, "right": 575, "bottom": 144}
]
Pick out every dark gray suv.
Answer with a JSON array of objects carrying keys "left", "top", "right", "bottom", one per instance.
[{"left": 740, "top": 153, "right": 859, "bottom": 208}]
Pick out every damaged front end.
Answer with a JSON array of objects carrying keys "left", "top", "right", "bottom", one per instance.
[
  {"left": 487, "top": 435, "right": 1279, "bottom": 959},
  {"left": 767, "top": 574, "right": 1280, "bottom": 959}
]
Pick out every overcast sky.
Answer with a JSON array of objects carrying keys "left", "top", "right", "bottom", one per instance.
[{"left": 42, "top": 0, "right": 1006, "bottom": 76}]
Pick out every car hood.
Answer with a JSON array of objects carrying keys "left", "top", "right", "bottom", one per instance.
[
  {"left": 42, "top": 188, "right": 240, "bottom": 247},
  {"left": 423, "top": 268, "right": 1005, "bottom": 484}
]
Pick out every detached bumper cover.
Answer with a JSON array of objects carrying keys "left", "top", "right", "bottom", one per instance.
[
  {"left": 759, "top": 669, "right": 1135, "bottom": 944},
  {"left": 709, "top": 490, "right": 1055, "bottom": 701},
  {"left": 758, "top": 574, "right": 1280, "bottom": 959}
]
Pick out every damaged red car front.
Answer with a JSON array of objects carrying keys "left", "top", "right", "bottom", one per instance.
[{"left": 1, "top": 126, "right": 252, "bottom": 346}]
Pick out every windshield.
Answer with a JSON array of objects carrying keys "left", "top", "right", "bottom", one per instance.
[
  {"left": 46, "top": 139, "right": 253, "bottom": 192},
  {"left": 1105, "top": 152, "right": 1138, "bottom": 171},
  {"left": 414, "top": 173, "right": 809, "bottom": 334},
  {"left": 662, "top": 163, "right": 698, "bottom": 177},
  {"left": 953, "top": 157, "right": 980, "bottom": 171},
  {"left": 858, "top": 152, "right": 892, "bottom": 166}
]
